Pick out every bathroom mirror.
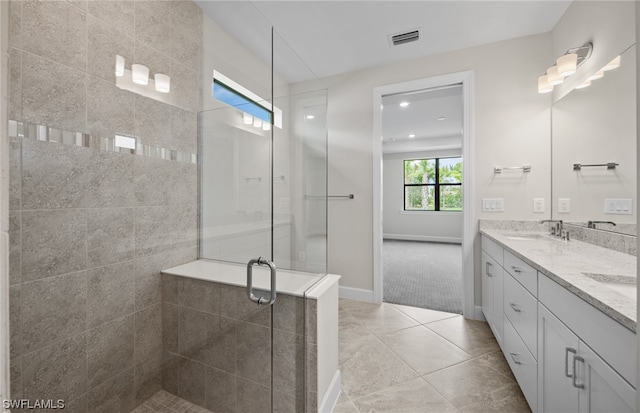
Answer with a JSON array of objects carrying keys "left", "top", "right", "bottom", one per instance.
[{"left": 551, "top": 44, "right": 637, "bottom": 236}]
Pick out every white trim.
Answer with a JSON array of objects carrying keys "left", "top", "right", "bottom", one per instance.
[
  {"left": 397, "top": 210, "right": 461, "bottom": 216},
  {"left": 474, "top": 305, "right": 486, "bottom": 321},
  {"left": 383, "top": 234, "right": 462, "bottom": 244},
  {"left": 372, "top": 71, "right": 476, "bottom": 318},
  {"left": 339, "top": 286, "right": 375, "bottom": 302},
  {"left": 319, "top": 370, "right": 341, "bottom": 413}
]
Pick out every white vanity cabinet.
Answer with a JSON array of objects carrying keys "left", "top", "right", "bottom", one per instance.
[
  {"left": 481, "top": 233, "right": 636, "bottom": 413},
  {"left": 481, "top": 236, "right": 504, "bottom": 347}
]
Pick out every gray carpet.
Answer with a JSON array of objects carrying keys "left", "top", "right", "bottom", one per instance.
[{"left": 383, "top": 240, "right": 463, "bottom": 314}]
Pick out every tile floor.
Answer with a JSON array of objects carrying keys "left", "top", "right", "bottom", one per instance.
[
  {"left": 137, "top": 299, "right": 530, "bottom": 412},
  {"left": 335, "top": 299, "right": 530, "bottom": 413}
]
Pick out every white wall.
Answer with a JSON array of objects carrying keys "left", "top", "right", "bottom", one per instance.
[
  {"left": 292, "top": 32, "right": 553, "bottom": 301},
  {"left": 383, "top": 149, "right": 463, "bottom": 243}
]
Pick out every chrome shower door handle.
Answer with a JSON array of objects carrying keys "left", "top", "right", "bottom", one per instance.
[{"left": 246, "top": 257, "right": 277, "bottom": 306}]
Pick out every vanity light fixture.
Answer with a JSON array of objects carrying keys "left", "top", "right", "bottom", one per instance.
[
  {"left": 537, "top": 43, "right": 592, "bottom": 93},
  {"left": 602, "top": 55, "right": 621, "bottom": 71},
  {"left": 253, "top": 118, "right": 262, "bottom": 128},
  {"left": 557, "top": 53, "right": 578, "bottom": 76},
  {"left": 243, "top": 112, "right": 253, "bottom": 124},
  {"left": 575, "top": 79, "right": 592, "bottom": 89},
  {"left": 131, "top": 64, "right": 150, "bottom": 85},
  {"left": 538, "top": 75, "right": 553, "bottom": 94},
  {"left": 262, "top": 122, "right": 271, "bottom": 131},
  {"left": 588, "top": 70, "right": 604, "bottom": 81},
  {"left": 546, "top": 66, "right": 564, "bottom": 86},
  {"left": 116, "top": 56, "right": 171, "bottom": 102},
  {"left": 154, "top": 73, "right": 171, "bottom": 93},
  {"left": 115, "top": 55, "right": 125, "bottom": 77}
]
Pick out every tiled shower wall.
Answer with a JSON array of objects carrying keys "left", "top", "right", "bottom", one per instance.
[
  {"left": 8, "top": 1, "right": 202, "bottom": 411},
  {"left": 161, "top": 274, "right": 318, "bottom": 413}
]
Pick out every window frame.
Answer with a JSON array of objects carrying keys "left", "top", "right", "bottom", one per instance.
[{"left": 403, "top": 156, "right": 462, "bottom": 212}]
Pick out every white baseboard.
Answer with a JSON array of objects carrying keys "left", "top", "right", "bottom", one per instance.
[
  {"left": 320, "top": 370, "right": 341, "bottom": 413},
  {"left": 339, "top": 286, "right": 375, "bottom": 302},
  {"left": 473, "top": 305, "right": 486, "bottom": 321},
  {"left": 383, "top": 233, "right": 462, "bottom": 244}
]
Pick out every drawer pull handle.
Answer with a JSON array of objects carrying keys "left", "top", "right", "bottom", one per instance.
[
  {"left": 509, "top": 302, "right": 522, "bottom": 312},
  {"left": 509, "top": 352, "right": 522, "bottom": 365},
  {"left": 572, "top": 355, "right": 585, "bottom": 389},
  {"left": 486, "top": 262, "right": 492, "bottom": 277},
  {"left": 565, "top": 347, "right": 577, "bottom": 378},
  {"left": 511, "top": 266, "right": 523, "bottom": 273}
]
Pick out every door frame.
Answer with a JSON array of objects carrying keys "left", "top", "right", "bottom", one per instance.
[{"left": 372, "top": 71, "right": 476, "bottom": 318}]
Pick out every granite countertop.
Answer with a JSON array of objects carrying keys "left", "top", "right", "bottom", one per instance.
[{"left": 480, "top": 229, "right": 637, "bottom": 332}]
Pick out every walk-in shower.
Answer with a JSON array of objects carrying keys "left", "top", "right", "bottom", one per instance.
[{"left": 161, "top": 3, "right": 340, "bottom": 413}]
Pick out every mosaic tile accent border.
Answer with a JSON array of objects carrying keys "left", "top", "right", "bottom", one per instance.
[{"left": 8, "top": 120, "right": 197, "bottom": 164}]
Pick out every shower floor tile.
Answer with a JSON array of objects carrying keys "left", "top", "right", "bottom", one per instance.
[{"left": 132, "top": 390, "right": 211, "bottom": 413}]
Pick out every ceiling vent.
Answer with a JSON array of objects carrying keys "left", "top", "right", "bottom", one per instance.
[{"left": 388, "top": 28, "right": 422, "bottom": 47}]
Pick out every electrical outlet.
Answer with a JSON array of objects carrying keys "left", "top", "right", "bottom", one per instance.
[
  {"left": 558, "top": 198, "right": 570, "bottom": 214},
  {"left": 533, "top": 198, "right": 545, "bottom": 213}
]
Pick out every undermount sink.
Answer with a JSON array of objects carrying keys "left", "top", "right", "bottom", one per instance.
[
  {"left": 503, "top": 233, "right": 548, "bottom": 241},
  {"left": 582, "top": 272, "right": 637, "bottom": 299}
]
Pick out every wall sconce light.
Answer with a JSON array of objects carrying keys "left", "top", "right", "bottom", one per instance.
[
  {"left": 602, "top": 55, "right": 621, "bottom": 71},
  {"left": 262, "top": 122, "right": 271, "bottom": 131},
  {"left": 253, "top": 118, "right": 262, "bottom": 128},
  {"left": 115, "top": 55, "right": 125, "bottom": 77},
  {"left": 132, "top": 64, "right": 150, "bottom": 85},
  {"left": 537, "top": 43, "right": 592, "bottom": 93},
  {"left": 243, "top": 112, "right": 253, "bottom": 124},
  {"left": 115, "top": 55, "right": 172, "bottom": 104},
  {"left": 154, "top": 73, "right": 171, "bottom": 93}
]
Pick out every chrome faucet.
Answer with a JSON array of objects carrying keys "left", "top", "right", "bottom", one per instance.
[
  {"left": 587, "top": 220, "right": 616, "bottom": 229},
  {"left": 540, "top": 219, "right": 563, "bottom": 237}
]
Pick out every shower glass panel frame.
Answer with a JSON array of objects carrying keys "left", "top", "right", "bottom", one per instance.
[{"left": 197, "top": 11, "right": 328, "bottom": 412}]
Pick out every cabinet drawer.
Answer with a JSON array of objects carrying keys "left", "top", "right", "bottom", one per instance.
[
  {"left": 482, "top": 235, "right": 503, "bottom": 266},
  {"left": 504, "top": 273, "right": 537, "bottom": 359},
  {"left": 504, "top": 250, "right": 537, "bottom": 296},
  {"left": 504, "top": 315, "right": 537, "bottom": 412}
]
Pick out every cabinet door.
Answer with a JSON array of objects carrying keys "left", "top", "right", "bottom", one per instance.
[
  {"left": 538, "top": 303, "right": 580, "bottom": 412},
  {"left": 492, "top": 261, "right": 503, "bottom": 346},
  {"left": 481, "top": 251, "right": 494, "bottom": 324},
  {"left": 577, "top": 343, "right": 635, "bottom": 413}
]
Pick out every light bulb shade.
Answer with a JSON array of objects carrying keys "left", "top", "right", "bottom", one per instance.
[
  {"left": 588, "top": 70, "right": 604, "bottom": 81},
  {"left": 253, "top": 118, "right": 262, "bottom": 128},
  {"left": 131, "top": 64, "right": 149, "bottom": 85},
  {"left": 546, "top": 66, "right": 564, "bottom": 86},
  {"left": 154, "top": 73, "right": 170, "bottom": 93},
  {"left": 602, "top": 55, "right": 621, "bottom": 71},
  {"left": 575, "top": 79, "right": 591, "bottom": 89},
  {"left": 243, "top": 112, "right": 253, "bottom": 124},
  {"left": 262, "top": 122, "right": 271, "bottom": 131},
  {"left": 538, "top": 75, "right": 553, "bottom": 94},
  {"left": 557, "top": 53, "right": 577, "bottom": 77},
  {"left": 115, "top": 55, "right": 125, "bottom": 77}
]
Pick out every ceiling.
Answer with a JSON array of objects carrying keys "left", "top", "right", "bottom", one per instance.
[
  {"left": 382, "top": 85, "right": 463, "bottom": 154},
  {"left": 196, "top": 1, "right": 571, "bottom": 83},
  {"left": 195, "top": 1, "right": 571, "bottom": 154}
]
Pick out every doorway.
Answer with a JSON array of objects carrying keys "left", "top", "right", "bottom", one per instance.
[{"left": 372, "top": 72, "right": 476, "bottom": 318}]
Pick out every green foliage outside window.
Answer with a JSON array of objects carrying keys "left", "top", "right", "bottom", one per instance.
[{"left": 404, "top": 157, "right": 462, "bottom": 211}]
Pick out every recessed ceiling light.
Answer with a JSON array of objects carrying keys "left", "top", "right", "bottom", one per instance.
[
  {"left": 408, "top": 134, "right": 415, "bottom": 138},
  {"left": 399, "top": 102, "right": 410, "bottom": 108},
  {"left": 437, "top": 117, "right": 446, "bottom": 121},
  {"left": 306, "top": 115, "right": 315, "bottom": 120}
]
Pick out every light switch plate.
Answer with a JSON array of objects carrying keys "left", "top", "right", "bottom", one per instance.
[
  {"left": 604, "top": 199, "right": 632, "bottom": 215},
  {"left": 533, "top": 198, "right": 545, "bottom": 213},
  {"left": 558, "top": 198, "right": 570, "bottom": 214},
  {"left": 482, "top": 198, "right": 504, "bottom": 212}
]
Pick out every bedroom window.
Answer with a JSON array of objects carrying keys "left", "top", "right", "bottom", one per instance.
[{"left": 404, "top": 157, "right": 462, "bottom": 211}]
